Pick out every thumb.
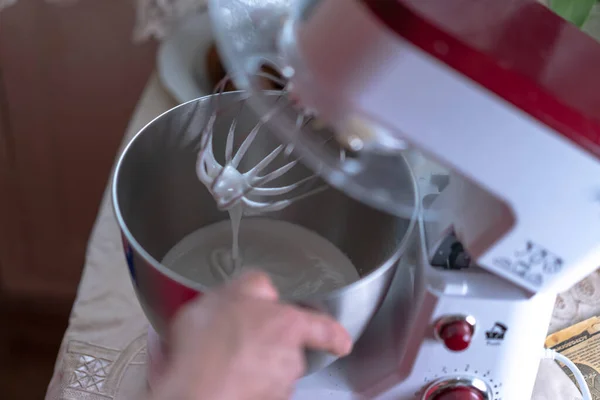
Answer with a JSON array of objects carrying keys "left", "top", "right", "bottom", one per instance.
[{"left": 226, "top": 269, "right": 279, "bottom": 301}]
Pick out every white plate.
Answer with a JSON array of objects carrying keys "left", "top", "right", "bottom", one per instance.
[{"left": 157, "top": 12, "right": 215, "bottom": 104}]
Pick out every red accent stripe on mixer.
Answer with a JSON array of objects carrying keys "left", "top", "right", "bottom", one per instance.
[{"left": 361, "top": 0, "right": 600, "bottom": 158}]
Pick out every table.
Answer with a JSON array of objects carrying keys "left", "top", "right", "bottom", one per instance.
[
  {"left": 45, "top": 75, "right": 175, "bottom": 400},
  {"left": 45, "top": 74, "right": 592, "bottom": 400}
]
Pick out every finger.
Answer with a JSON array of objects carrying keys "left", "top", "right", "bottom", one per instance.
[
  {"left": 226, "top": 269, "right": 279, "bottom": 300},
  {"left": 296, "top": 310, "right": 353, "bottom": 357}
]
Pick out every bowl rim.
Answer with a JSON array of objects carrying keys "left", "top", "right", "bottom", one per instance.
[{"left": 111, "top": 92, "right": 420, "bottom": 302}]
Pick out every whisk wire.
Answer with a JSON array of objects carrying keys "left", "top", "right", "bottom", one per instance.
[
  {"left": 197, "top": 73, "right": 336, "bottom": 213},
  {"left": 252, "top": 160, "right": 298, "bottom": 187},
  {"left": 245, "top": 144, "right": 285, "bottom": 178},
  {"left": 250, "top": 175, "right": 319, "bottom": 197}
]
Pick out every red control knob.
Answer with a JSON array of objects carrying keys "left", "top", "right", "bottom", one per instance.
[
  {"left": 438, "top": 320, "right": 474, "bottom": 352},
  {"left": 432, "top": 387, "right": 485, "bottom": 400}
]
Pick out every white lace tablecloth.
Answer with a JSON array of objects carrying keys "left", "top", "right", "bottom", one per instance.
[
  {"left": 43, "top": 74, "right": 594, "bottom": 400},
  {"left": 45, "top": 74, "right": 175, "bottom": 400}
]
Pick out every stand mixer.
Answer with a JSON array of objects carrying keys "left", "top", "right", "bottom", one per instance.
[{"left": 203, "top": 0, "right": 600, "bottom": 399}]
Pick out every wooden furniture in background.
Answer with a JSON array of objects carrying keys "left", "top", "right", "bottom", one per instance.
[
  {"left": 0, "top": 1, "right": 158, "bottom": 398},
  {"left": 0, "top": 0, "right": 157, "bottom": 302}
]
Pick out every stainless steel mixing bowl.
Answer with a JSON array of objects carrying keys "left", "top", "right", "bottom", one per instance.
[{"left": 112, "top": 91, "right": 417, "bottom": 374}]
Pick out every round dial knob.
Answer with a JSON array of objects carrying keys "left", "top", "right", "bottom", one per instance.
[
  {"left": 438, "top": 320, "right": 474, "bottom": 352},
  {"left": 431, "top": 386, "right": 485, "bottom": 400}
]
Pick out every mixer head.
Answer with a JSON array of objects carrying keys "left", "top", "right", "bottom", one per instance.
[
  {"left": 207, "top": 0, "right": 600, "bottom": 297},
  {"left": 208, "top": 0, "right": 420, "bottom": 219}
]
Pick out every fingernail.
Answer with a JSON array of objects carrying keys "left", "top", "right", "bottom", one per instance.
[
  {"left": 340, "top": 336, "right": 353, "bottom": 356},
  {"left": 234, "top": 269, "right": 279, "bottom": 300},
  {"left": 333, "top": 325, "right": 353, "bottom": 356}
]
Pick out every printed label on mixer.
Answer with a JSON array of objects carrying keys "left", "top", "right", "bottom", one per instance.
[
  {"left": 485, "top": 322, "right": 507, "bottom": 346},
  {"left": 492, "top": 240, "right": 563, "bottom": 287}
]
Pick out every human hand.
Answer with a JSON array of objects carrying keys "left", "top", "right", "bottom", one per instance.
[{"left": 150, "top": 270, "right": 353, "bottom": 400}]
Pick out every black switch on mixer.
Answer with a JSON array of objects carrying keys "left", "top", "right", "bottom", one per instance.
[{"left": 430, "top": 234, "right": 473, "bottom": 270}]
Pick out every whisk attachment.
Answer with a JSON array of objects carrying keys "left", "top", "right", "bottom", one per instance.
[
  {"left": 207, "top": 0, "right": 422, "bottom": 220},
  {"left": 196, "top": 75, "right": 329, "bottom": 214}
]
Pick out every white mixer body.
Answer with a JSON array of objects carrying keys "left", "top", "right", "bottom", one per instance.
[
  {"left": 278, "top": 1, "right": 600, "bottom": 397},
  {"left": 292, "top": 164, "right": 556, "bottom": 400},
  {"left": 282, "top": 0, "right": 600, "bottom": 295},
  {"left": 207, "top": 0, "right": 600, "bottom": 398}
]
